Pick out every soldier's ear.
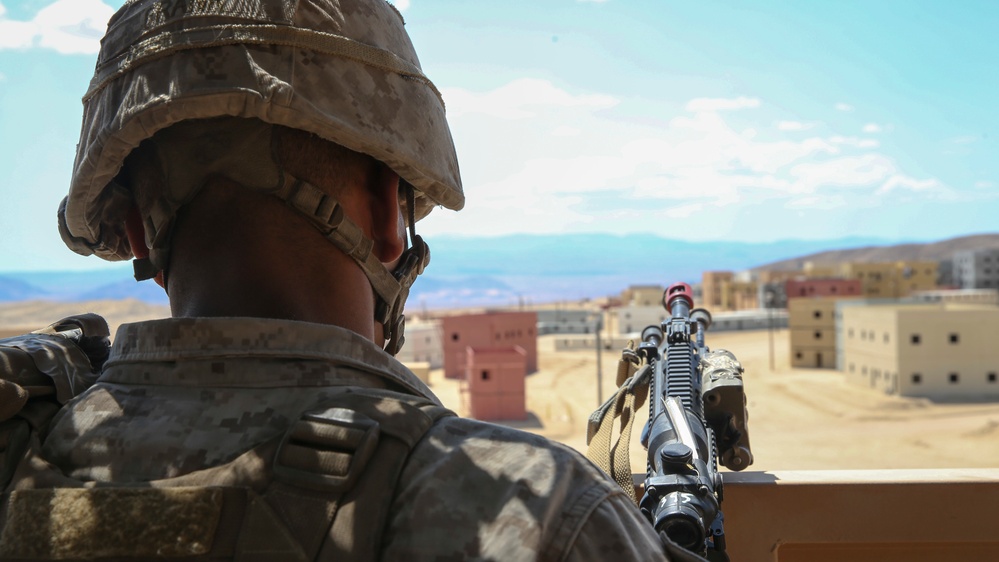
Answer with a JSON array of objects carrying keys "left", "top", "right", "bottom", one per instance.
[
  {"left": 369, "top": 164, "right": 405, "bottom": 264},
  {"left": 124, "top": 204, "right": 166, "bottom": 290}
]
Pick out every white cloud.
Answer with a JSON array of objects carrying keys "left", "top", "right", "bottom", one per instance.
[
  {"left": 834, "top": 102, "right": 854, "bottom": 112},
  {"left": 0, "top": 0, "right": 112, "bottom": 54},
  {"left": 862, "top": 123, "right": 882, "bottom": 133},
  {"left": 829, "top": 135, "right": 880, "bottom": 149},
  {"left": 390, "top": 0, "right": 410, "bottom": 10},
  {"left": 975, "top": 181, "right": 994, "bottom": 189},
  {"left": 777, "top": 121, "right": 816, "bottom": 131},
  {"left": 877, "top": 175, "right": 941, "bottom": 195},
  {"left": 427, "top": 79, "right": 948, "bottom": 237},
  {"left": 685, "top": 96, "right": 761, "bottom": 113},
  {"left": 443, "top": 78, "right": 618, "bottom": 119}
]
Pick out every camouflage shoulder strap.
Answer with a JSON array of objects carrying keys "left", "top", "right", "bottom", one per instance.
[{"left": 0, "top": 386, "right": 455, "bottom": 562}]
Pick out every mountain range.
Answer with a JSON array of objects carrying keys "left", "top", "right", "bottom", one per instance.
[{"left": 2, "top": 233, "right": 997, "bottom": 308}]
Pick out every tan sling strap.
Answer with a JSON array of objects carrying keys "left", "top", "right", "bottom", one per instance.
[
  {"left": 0, "top": 387, "right": 455, "bottom": 561},
  {"left": 586, "top": 343, "right": 649, "bottom": 503}
]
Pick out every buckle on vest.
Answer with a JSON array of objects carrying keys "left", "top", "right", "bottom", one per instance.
[{"left": 273, "top": 407, "right": 380, "bottom": 493}]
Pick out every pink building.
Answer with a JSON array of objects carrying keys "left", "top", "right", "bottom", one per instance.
[
  {"left": 785, "top": 278, "right": 862, "bottom": 301},
  {"left": 462, "top": 346, "right": 527, "bottom": 421},
  {"left": 441, "top": 312, "right": 537, "bottom": 379}
]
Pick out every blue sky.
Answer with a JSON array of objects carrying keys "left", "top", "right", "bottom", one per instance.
[{"left": 0, "top": 0, "right": 996, "bottom": 271}]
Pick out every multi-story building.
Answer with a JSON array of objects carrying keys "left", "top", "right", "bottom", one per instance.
[
  {"left": 953, "top": 248, "right": 999, "bottom": 289},
  {"left": 785, "top": 278, "right": 862, "bottom": 301},
  {"left": 702, "top": 271, "right": 734, "bottom": 310},
  {"left": 720, "top": 280, "right": 760, "bottom": 311},
  {"left": 789, "top": 298, "right": 839, "bottom": 369},
  {"left": 841, "top": 303, "right": 999, "bottom": 399},
  {"left": 802, "top": 262, "right": 839, "bottom": 278},
  {"left": 441, "top": 312, "right": 537, "bottom": 379},
  {"left": 620, "top": 285, "right": 665, "bottom": 307},
  {"left": 909, "top": 289, "right": 999, "bottom": 306},
  {"left": 535, "top": 308, "right": 598, "bottom": 335},
  {"left": 839, "top": 261, "right": 938, "bottom": 299}
]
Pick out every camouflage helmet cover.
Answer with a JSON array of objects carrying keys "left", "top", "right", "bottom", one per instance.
[{"left": 59, "top": 0, "right": 464, "bottom": 261}]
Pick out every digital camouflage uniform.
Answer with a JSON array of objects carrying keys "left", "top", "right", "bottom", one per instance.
[{"left": 18, "top": 317, "right": 666, "bottom": 560}]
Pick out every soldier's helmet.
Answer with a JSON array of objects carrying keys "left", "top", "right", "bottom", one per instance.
[{"left": 58, "top": 0, "right": 464, "bottom": 263}]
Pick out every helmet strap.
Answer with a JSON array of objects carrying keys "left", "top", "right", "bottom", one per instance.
[{"left": 274, "top": 174, "right": 428, "bottom": 356}]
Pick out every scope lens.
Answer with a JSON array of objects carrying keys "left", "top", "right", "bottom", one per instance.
[{"left": 662, "top": 517, "right": 703, "bottom": 551}]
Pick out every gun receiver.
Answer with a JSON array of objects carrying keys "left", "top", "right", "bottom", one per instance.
[{"left": 640, "top": 283, "right": 752, "bottom": 560}]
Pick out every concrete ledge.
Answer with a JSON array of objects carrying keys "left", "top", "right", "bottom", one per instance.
[{"left": 635, "top": 469, "right": 999, "bottom": 561}]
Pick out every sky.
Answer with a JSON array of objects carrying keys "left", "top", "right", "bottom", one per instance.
[{"left": 0, "top": 0, "right": 996, "bottom": 271}]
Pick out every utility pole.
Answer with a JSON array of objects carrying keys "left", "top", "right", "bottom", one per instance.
[
  {"left": 766, "top": 289, "right": 776, "bottom": 372},
  {"left": 595, "top": 313, "right": 603, "bottom": 405}
]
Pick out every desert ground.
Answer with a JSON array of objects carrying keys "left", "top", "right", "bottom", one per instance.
[
  {"left": 431, "top": 329, "right": 999, "bottom": 473},
  {"left": 3, "top": 299, "right": 998, "bottom": 473}
]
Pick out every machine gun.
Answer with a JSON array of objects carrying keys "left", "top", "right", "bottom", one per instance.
[{"left": 587, "top": 282, "right": 752, "bottom": 561}]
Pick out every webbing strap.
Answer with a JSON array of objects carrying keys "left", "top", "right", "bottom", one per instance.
[
  {"left": 274, "top": 176, "right": 428, "bottom": 355},
  {"left": 586, "top": 363, "right": 651, "bottom": 502}
]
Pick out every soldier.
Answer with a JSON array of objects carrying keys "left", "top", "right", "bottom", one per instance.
[{"left": 0, "top": 0, "right": 684, "bottom": 560}]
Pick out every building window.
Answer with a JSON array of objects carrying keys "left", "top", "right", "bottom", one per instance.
[
  {"left": 848, "top": 328, "right": 854, "bottom": 338},
  {"left": 911, "top": 334, "right": 921, "bottom": 345},
  {"left": 912, "top": 373, "right": 921, "bottom": 384},
  {"left": 988, "top": 372, "right": 997, "bottom": 383},
  {"left": 813, "top": 310, "right": 822, "bottom": 319},
  {"left": 862, "top": 366, "right": 868, "bottom": 375},
  {"left": 814, "top": 331, "right": 822, "bottom": 340},
  {"left": 949, "top": 333, "right": 959, "bottom": 344},
  {"left": 451, "top": 333, "right": 459, "bottom": 342},
  {"left": 795, "top": 352, "right": 803, "bottom": 359},
  {"left": 949, "top": 373, "right": 959, "bottom": 384},
  {"left": 849, "top": 363, "right": 855, "bottom": 373},
  {"left": 884, "top": 333, "right": 890, "bottom": 344},
  {"left": 481, "top": 370, "right": 490, "bottom": 381}
]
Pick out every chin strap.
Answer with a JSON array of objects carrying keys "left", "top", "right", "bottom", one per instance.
[
  {"left": 275, "top": 174, "right": 428, "bottom": 356},
  {"left": 128, "top": 168, "right": 427, "bottom": 356}
]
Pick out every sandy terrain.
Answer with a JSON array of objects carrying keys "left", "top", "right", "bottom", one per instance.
[
  {"left": 3, "top": 300, "right": 997, "bottom": 472},
  {"left": 431, "top": 329, "right": 999, "bottom": 473}
]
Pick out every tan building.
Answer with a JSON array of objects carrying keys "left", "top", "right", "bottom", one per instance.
[
  {"left": 720, "top": 280, "right": 760, "bottom": 311},
  {"left": 841, "top": 303, "right": 999, "bottom": 399},
  {"left": 702, "top": 271, "right": 734, "bottom": 310},
  {"left": 789, "top": 298, "right": 839, "bottom": 368},
  {"left": 604, "top": 305, "right": 668, "bottom": 337},
  {"left": 702, "top": 271, "right": 759, "bottom": 311},
  {"left": 839, "top": 261, "right": 938, "bottom": 299},
  {"left": 620, "top": 285, "right": 665, "bottom": 307},
  {"left": 803, "top": 261, "right": 839, "bottom": 278}
]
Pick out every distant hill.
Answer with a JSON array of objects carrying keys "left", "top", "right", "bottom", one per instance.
[
  {"left": 2, "top": 233, "right": 994, "bottom": 307},
  {"left": 754, "top": 233, "right": 999, "bottom": 272}
]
